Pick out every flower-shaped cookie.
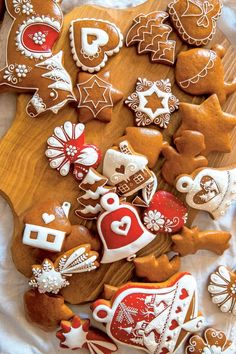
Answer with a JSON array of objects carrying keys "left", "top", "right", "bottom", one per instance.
[
  {"left": 208, "top": 265, "right": 236, "bottom": 315},
  {"left": 186, "top": 328, "right": 234, "bottom": 354}
]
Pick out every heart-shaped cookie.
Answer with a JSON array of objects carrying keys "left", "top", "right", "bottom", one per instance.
[{"left": 70, "top": 18, "right": 123, "bottom": 72}]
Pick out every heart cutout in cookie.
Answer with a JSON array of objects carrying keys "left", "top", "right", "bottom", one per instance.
[
  {"left": 179, "top": 288, "right": 189, "bottom": 300},
  {"left": 111, "top": 216, "right": 131, "bottom": 236},
  {"left": 193, "top": 176, "right": 220, "bottom": 205},
  {"left": 42, "top": 213, "right": 55, "bottom": 224},
  {"left": 70, "top": 18, "right": 123, "bottom": 72}
]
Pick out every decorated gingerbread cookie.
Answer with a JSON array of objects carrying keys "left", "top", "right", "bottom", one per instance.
[
  {"left": 134, "top": 254, "right": 181, "bottom": 282},
  {"left": 29, "top": 245, "right": 99, "bottom": 294},
  {"left": 45, "top": 121, "right": 101, "bottom": 180},
  {"left": 103, "top": 141, "right": 156, "bottom": 204},
  {"left": 168, "top": 0, "right": 223, "bottom": 46},
  {"left": 172, "top": 226, "right": 231, "bottom": 256},
  {"left": 126, "top": 11, "right": 176, "bottom": 65},
  {"left": 125, "top": 77, "right": 179, "bottom": 128},
  {"left": 176, "top": 165, "right": 236, "bottom": 219},
  {"left": 97, "top": 192, "right": 156, "bottom": 263},
  {"left": 175, "top": 45, "right": 236, "bottom": 105},
  {"left": 174, "top": 95, "right": 236, "bottom": 155},
  {"left": 75, "top": 168, "right": 116, "bottom": 220},
  {"left": 162, "top": 131, "right": 208, "bottom": 186},
  {"left": 75, "top": 71, "right": 123, "bottom": 123},
  {"left": 92, "top": 273, "right": 205, "bottom": 353},
  {"left": 186, "top": 328, "right": 234, "bottom": 354},
  {"left": 0, "top": 0, "right": 75, "bottom": 117},
  {"left": 69, "top": 18, "right": 123, "bottom": 72},
  {"left": 57, "top": 315, "right": 118, "bottom": 353},
  {"left": 143, "top": 191, "right": 188, "bottom": 233},
  {"left": 24, "top": 289, "right": 74, "bottom": 331},
  {"left": 208, "top": 265, "right": 236, "bottom": 315}
]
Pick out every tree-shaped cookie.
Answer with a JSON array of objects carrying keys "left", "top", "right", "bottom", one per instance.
[{"left": 162, "top": 130, "right": 208, "bottom": 185}]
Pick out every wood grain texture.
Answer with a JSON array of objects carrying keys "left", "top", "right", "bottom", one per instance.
[{"left": 0, "top": 0, "right": 236, "bottom": 304}]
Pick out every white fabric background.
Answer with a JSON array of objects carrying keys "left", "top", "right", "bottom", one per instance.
[{"left": 0, "top": 1, "right": 236, "bottom": 353}]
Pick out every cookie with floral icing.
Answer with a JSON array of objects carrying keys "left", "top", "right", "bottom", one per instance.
[
  {"left": 125, "top": 77, "right": 179, "bottom": 128},
  {"left": 126, "top": 11, "right": 176, "bottom": 65},
  {"left": 0, "top": 0, "right": 75, "bottom": 117},
  {"left": 92, "top": 273, "right": 205, "bottom": 354},
  {"left": 57, "top": 315, "right": 118, "bottom": 353},
  {"left": 168, "top": 0, "right": 223, "bottom": 46},
  {"left": 175, "top": 45, "right": 236, "bottom": 105},
  {"left": 45, "top": 121, "right": 101, "bottom": 181},
  {"left": 208, "top": 265, "right": 236, "bottom": 315},
  {"left": 75, "top": 71, "right": 123, "bottom": 123},
  {"left": 69, "top": 18, "right": 123, "bottom": 72},
  {"left": 186, "top": 328, "right": 234, "bottom": 354}
]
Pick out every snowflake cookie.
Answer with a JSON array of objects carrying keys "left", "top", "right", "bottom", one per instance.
[
  {"left": 208, "top": 265, "right": 236, "bottom": 315},
  {"left": 186, "top": 327, "right": 234, "bottom": 354},
  {"left": 125, "top": 77, "right": 179, "bottom": 128}
]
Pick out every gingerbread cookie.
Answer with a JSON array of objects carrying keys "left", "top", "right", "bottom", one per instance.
[
  {"left": 23, "top": 199, "right": 72, "bottom": 252},
  {"left": 143, "top": 191, "right": 188, "bottom": 233},
  {"left": 0, "top": 1, "right": 75, "bottom": 117},
  {"left": 175, "top": 45, "right": 236, "bottom": 104},
  {"left": 57, "top": 315, "right": 118, "bottom": 353},
  {"left": 69, "top": 18, "right": 123, "bottom": 72},
  {"left": 75, "top": 168, "right": 116, "bottom": 220},
  {"left": 134, "top": 254, "right": 181, "bottom": 282},
  {"left": 103, "top": 141, "right": 156, "bottom": 200},
  {"left": 45, "top": 121, "right": 101, "bottom": 180},
  {"left": 176, "top": 165, "right": 236, "bottom": 219},
  {"left": 126, "top": 11, "right": 176, "bottom": 65},
  {"left": 115, "top": 127, "right": 163, "bottom": 169},
  {"left": 168, "top": 0, "right": 222, "bottom": 46},
  {"left": 76, "top": 71, "right": 123, "bottom": 123},
  {"left": 125, "top": 77, "right": 179, "bottom": 128},
  {"left": 97, "top": 192, "right": 156, "bottom": 263},
  {"left": 208, "top": 265, "right": 236, "bottom": 315},
  {"left": 174, "top": 95, "right": 236, "bottom": 155},
  {"left": 186, "top": 328, "right": 234, "bottom": 354},
  {"left": 162, "top": 130, "right": 208, "bottom": 186},
  {"left": 24, "top": 289, "right": 74, "bottom": 331},
  {"left": 29, "top": 245, "right": 99, "bottom": 294},
  {"left": 92, "top": 273, "right": 205, "bottom": 353},
  {"left": 172, "top": 226, "right": 231, "bottom": 256}
]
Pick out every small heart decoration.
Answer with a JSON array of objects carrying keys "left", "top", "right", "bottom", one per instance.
[
  {"left": 169, "top": 319, "right": 179, "bottom": 331},
  {"left": 193, "top": 175, "right": 220, "bottom": 205},
  {"left": 175, "top": 306, "right": 181, "bottom": 313},
  {"left": 160, "top": 348, "right": 169, "bottom": 354},
  {"left": 115, "top": 165, "right": 125, "bottom": 174},
  {"left": 111, "top": 216, "right": 131, "bottom": 236},
  {"left": 42, "top": 213, "right": 55, "bottom": 224},
  {"left": 179, "top": 288, "right": 189, "bottom": 300}
]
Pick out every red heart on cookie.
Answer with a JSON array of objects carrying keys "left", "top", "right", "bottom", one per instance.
[
  {"left": 180, "top": 288, "right": 189, "bottom": 300},
  {"left": 143, "top": 191, "right": 188, "bottom": 233},
  {"left": 169, "top": 319, "right": 179, "bottom": 330}
]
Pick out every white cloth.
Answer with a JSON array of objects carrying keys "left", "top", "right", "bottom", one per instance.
[{"left": 0, "top": 1, "right": 236, "bottom": 353}]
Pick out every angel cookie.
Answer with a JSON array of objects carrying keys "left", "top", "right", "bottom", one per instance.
[
  {"left": 70, "top": 18, "right": 123, "bottom": 72},
  {"left": 45, "top": 121, "right": 101, "bottom": 180},
  {"left": 75, "top": 71, "right": 123, "bottom": 123},
  {"left": 168, "top": 0, "right": 223, "bottom": 46},
  {"left": 92, "top": 273, "right": 205, "bottom": 354},
  {"left": 175, "top": 45, "right": 236, "bottom": 105},
  {"left": 125, "top": 77, "right": 179, "bottom": 128},
  {"left": 126, "top": 11, "right": 176, "bottom": 65},
  {"left": 176, "top": 165, "right": 236, "bottom": 219},
  {"left": 0, "top": 0, "right": 75, "bottom": 117}
]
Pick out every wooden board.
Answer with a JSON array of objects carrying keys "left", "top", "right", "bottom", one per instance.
[{"left": 0, "top": 0, "right": 236, "bottom": 304}]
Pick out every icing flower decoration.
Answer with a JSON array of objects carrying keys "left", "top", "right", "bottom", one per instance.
[
  {"left": 45, "top": 121, "right": 101, "bottom": 180},
  {"left": 186, "top": 327, "right": 234, "bottom": 354},
  {"left": 29, "top": 245, "right": 99, "bottom": 294},
  {"left": 208, "top": 265, "right": 236, "bottom": 315}
]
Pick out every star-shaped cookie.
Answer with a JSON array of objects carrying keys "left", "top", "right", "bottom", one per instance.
[
  {"left": 76, "top": 71, "right": 123, "bottom": 123},
  {"left": 175, "top": 94, "right": 236, "bottom": 155}
]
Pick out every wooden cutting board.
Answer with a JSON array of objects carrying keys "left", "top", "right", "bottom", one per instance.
[{"left": 0, "top": 0, "right": 236, "bottom": 304}]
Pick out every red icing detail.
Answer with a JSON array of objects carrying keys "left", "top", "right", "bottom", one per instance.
[
  {"left": 100, "top": 207, "right": 144, "bottom": 249},
  {"left": 179, "top": 288, "right": 189, "bottom": 300},
  {"left": 22, "top": 23, "right": 59, "bottom": 54},
  {"left": 97, "top": 310, "right": 109, "bottom": 319},
  {"left": 160, "top": 348, "right": 169, "bottom": 354},
  {"left": 175, "top": 306, "right": 181, "bottom": 313},
  {"left": 143, "top": 190, "right": 188, "bottom": 234},
  {"left": 169, "top": 319, "right": 179, "bottom": 330},
  {"left": 108, "top": 198, "right": 114, "bottom": 205}
]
